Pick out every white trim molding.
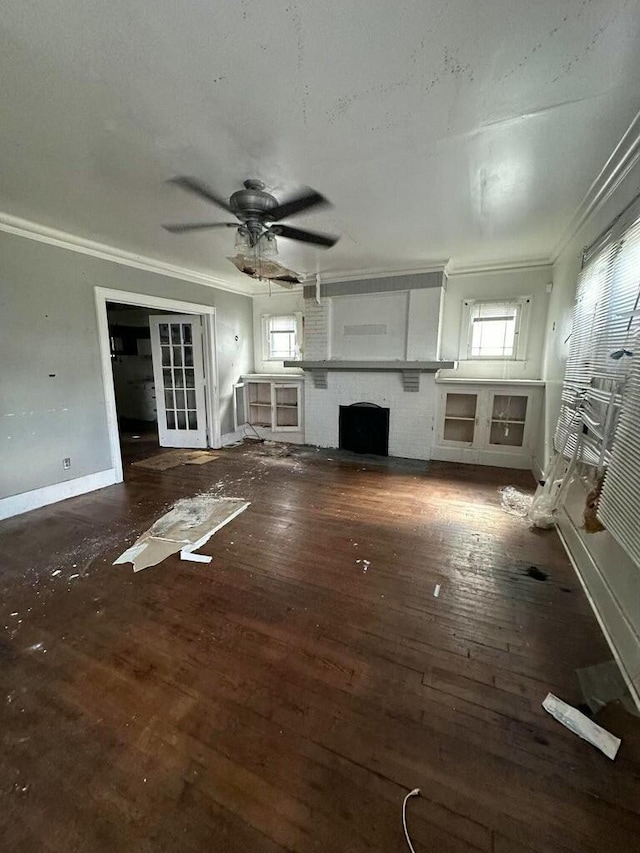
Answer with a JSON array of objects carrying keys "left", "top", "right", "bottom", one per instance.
[
  {"left": 557, "top": 508, "right": 640, "bottom": 712},
  {"left": 94, "top": 287, "right": 222, "bottom": 484},
  {"left": 0, "top": 469, "right": 118, "bottom": 521},
  {"left": 445, "top": 258, "right": 552, "bottom": 277},
  {"left": 552, "top": 108, "right": 640, "bottom": 263},
  {"left": 0, "top": 210, "right": 257, "bottom": 296}
]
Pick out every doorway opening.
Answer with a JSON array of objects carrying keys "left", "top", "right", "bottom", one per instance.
[
  {"left": 339, "top": 403, "right": 390, "bottom": 456},
  {"left": 95, "top": 288, "right": 221, "bottom": 484}
]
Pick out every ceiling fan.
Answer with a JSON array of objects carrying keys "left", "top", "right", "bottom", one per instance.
[{"left": 163, "top": 177, "right": 339, "bottom": 253}]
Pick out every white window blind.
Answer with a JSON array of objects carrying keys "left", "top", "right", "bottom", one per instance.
[
  {"left": 594, "top": 215, "right": 640, "bottom": 563},
  {"left": 598, "top": 358, "right": 640, "bottom": 564},
  {"left": 466, "top": 300, "right": 521, "bottom": 359},
  {"left": 554, "top": 217, "right": 640, "bottom": 468},
  {"left": 264, "top": 314, "right": 300, "bottom": 360}
]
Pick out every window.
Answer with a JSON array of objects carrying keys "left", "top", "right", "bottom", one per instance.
[
  {"left": 463, "top": 299, "right": 527, "bottom": 360},
  {"left": 554, "top": 206, "right": 640, "bottom": 566},
  {"left": 555, "top": 211, "right": 640, "bottom": 467},
  {"left": 263, "top": 314, "right": 301, "bottom": 361}
]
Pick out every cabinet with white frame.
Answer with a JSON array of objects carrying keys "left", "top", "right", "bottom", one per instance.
[
  {"left": 233, "top": 374, "right": 304, "bottom": 443},
  {"left": 432, "top": 380, "right": 543, "bottom": 470}
]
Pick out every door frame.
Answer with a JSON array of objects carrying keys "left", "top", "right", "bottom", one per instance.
[{"left": 94, "top": 287, "right": 221, "bottom": 483}]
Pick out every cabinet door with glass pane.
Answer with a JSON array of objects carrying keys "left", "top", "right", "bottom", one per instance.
[
  {"left": 486, "top": 392, "right": 530, "bottom": 450},
  {"left": 440, "top": 391, "right": 479, "bottom": 445}
]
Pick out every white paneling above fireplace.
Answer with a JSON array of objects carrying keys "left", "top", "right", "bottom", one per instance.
[{"left": 331, "top": 292, "right": 409, "bottom": 360}]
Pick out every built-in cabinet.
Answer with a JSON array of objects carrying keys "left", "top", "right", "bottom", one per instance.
[
  {"left": 234, "top": 375, "right": 304, "bottom": 443},
  {"left": 433, "top": 381, "right": 543, "bottom": 469}
]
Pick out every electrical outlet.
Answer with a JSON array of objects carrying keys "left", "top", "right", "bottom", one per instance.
[{"left": 63, "top": 457, "right": 71, "bottom": 470}]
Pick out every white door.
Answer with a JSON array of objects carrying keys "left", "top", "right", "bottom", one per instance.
[
  {"left": 150, "top": 315, "right": 208, "bottom": 448},
  {"left": 233, "top": 382, "right": 248, "bottom": 431}
]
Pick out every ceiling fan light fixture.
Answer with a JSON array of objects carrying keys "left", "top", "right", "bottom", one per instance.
[
  {"left": 260, "top": 231, "right": 278, "bottom": 258},
  {"left": 234, "top": 226, "right": 251, "bottom": 252}
]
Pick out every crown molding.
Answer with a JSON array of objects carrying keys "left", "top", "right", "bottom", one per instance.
[
  {"left": 0, "top": 211, "right": 259, "bottom": 297},
  {"left": 551, "top": 108, "right": 640, "bottom": 263},
  {"left": 444, "top": 256, "right": 552, "bottom": 277}
]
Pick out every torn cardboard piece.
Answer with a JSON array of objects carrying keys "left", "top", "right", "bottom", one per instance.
[
  {"left": 114, "top": 496, "right": 249, "bottom": 572},
  {"left": 132, "top": 449, "right": 220, "bottom": 471},
  {"left": 542, "top": 692, "right": 621, "bottom": 760}
]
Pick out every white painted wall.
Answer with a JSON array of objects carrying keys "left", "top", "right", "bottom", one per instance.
[
  {"left": 330, "top": 291, "right": 409, "bottom": 360},
  {"left": 407, "top": 288, "right": 442, "bottom": 361},
  {"left": 0, "top": 230, "right": 253, "bottom": 501},
  {"left": 439, "top": 266, "right": 552, "bottom": 380},
  {"left": 252, "top": 290, "right": 304, "bottom": 374},
  {"left": 304, "top": 286, "right": 442, "bottom": 363}
]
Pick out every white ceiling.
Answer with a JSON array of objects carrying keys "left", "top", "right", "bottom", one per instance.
[{"left": 1, "top": 1, "right": 639, "bottom": 293}]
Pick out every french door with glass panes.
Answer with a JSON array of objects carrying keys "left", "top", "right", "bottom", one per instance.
[{"left": 149, "top": 315, "right": 208, "bottom": 448}]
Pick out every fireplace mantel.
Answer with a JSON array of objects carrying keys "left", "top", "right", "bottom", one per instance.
[{"left": 283, "top": 360, "right": 456, "bottom": 391}]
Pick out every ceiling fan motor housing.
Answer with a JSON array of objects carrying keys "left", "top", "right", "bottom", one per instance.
[{"left": 230, "top": 179, "right": 278, "bottom": 222}]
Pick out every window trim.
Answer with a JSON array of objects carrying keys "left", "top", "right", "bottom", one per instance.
[
  {"left": 460, "top": 297, "right": 530, "bottom": 362},
  {"left": 262, "top": 313, "right": 302, "bottom": 362}
]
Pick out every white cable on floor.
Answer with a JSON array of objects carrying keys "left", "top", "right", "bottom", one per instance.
[{"left": 402, "top": 788, "right": 421, "bottom": 852}]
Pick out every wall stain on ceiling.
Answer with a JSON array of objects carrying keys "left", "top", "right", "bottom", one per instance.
[
  {"left": 326, "top": 42, "right": 474, "bottom": 128},
  {"left": 549, "top": 2, "right": 630, "bottom": 84},
  {"left": 325, "top": 6, "right": 451, "bottom": 127},
  {"left": 497, "top": 0, "right": 625, "bottom": 87},
  {"left": 358, "top": 46, "right": 474, "bottom": 135},
  {"left": 286, "top": 3, "right": 308, "bottom": 130}
]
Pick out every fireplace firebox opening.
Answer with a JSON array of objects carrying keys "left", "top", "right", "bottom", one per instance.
[{"left": 339, "top": 403, "right": 390, "bottom": 456}]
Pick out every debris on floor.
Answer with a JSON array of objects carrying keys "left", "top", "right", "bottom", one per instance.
[
  {"left": 113, "top": 495, "right": 249, "bottom": 572},
  {"left": 577, "top": 660, "right": 640, "bottom": 718},
  {"left": 583, "top": 475, "right": 606, "bottom": 533},
  {"left": 542, "top": 692, "right": 621, "bottom": 760},
  {"left": 433, "top": 583, "right": 441, "bottom": 598},
  {"left": 131, "top": 449, "right": 220, "bottom": 471},
  {"left": 526, "top": 566, "right": 549, "bottom": 582},
  {"left": 499, "top": 485, "right": 556, "bottom": 529},
  {"left": 499, "top": 485, "right": 532, "bottom": 518},
  {"left": 528, "top": 485, "right": 557, "bottom": 528}
]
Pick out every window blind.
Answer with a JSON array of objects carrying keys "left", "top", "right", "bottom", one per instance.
[
  {"left": 554, "top": 218, "right": 640, "bottom": 468},
  {"left": 598, "top": 357, "right": 640, "bottom": 564},
  {"left": 468, "top": 300, "right": 520, "bottom": 359},
  {"left": 595, "top": 216, "right": 640, "bottom": 564},
  {"left": 266, "top": 314, "right": 299, "bottom": 360}
]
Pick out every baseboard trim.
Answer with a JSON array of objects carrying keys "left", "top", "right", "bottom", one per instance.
[
  {"left": 221, "top": 429, "right": 246, "bottom": 446},
  {"left": 557, "top": 507, "right": 640, "bottom": 712},
  {"left": 430, "top": 446, "right": 533, "bottom": 471},
  {"left": 531, "top": 458, "right": 545, "bottom": 484},
  {"left": 0, "top": 469, "right": 119, "bottom": 521}
]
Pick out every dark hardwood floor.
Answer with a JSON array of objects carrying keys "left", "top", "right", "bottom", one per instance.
[{"left": 1, "top": 442, "right": 639, "bottom": 852}]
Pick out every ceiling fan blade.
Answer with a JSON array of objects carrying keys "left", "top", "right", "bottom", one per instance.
[
  {"left": 167, "top": 176, "right": 233, "bottom": 212},
  {"left": 268, "top": 188, "right": 330, "bottom": 221},
  {"left": 272, "top": 224, "right": 339, "bottom": 248},
  {"left": 162, "top": 222, "right": 237, "bottom": 233}
]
